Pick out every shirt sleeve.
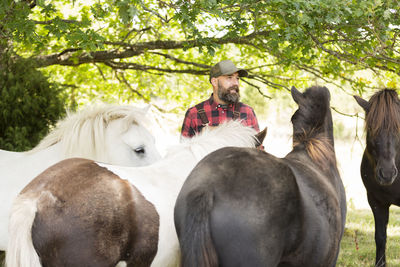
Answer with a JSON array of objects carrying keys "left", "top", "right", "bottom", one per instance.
[
  {"left": 248, "top": 108, "right": 260, "bottom": 132},
  {"left": 180, "top": 108, "right": 196, "bottom": 138}
]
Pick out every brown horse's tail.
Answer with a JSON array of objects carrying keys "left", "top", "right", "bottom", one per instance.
[{"left": 176, "top": 189, "right": 218, "bottom": 267}]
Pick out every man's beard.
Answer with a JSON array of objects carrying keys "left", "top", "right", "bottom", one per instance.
[{"left": 217, "top": 82, "right": 240, "bottom": 104}]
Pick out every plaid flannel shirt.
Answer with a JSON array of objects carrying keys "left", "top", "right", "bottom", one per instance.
[{"left": 181, "top": 94, "right": 260, "bottom": 138}]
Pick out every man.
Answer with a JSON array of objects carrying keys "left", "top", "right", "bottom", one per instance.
[{"left": 181, "top": 59, "right": 260, "bottom": 138}]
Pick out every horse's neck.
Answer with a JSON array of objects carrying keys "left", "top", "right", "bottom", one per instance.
[
  {"left": 323, "top": 110, "right": 335, "bottom": 148},
  {"left": 163, "top": 145, "right": 208, "bottom": 176},
  {"left": 0, "top": 150, "right": 23, "bottom": 162},
  {"left": 293, "top": 120, "right": 336, "bottom": 155},
  {"left": 0, "top": 143, "right": 65, "bottom": 210},
  {"left": 24, "top": 143, "right": 65, "bottom": 167},
  {"left": 286, "top": 144, "right": 340, "bottom": 181},
  {"left": 125, "top": 132, "right": 255, "bottom": 195},
  {"left": 101, "top": 148, "right": 198, "bottom": 207},
  {"left": 169, "top": 138, "right": 246, "bottom": 165},
  {"left": 285, "top": 146, "right": 309, "bottom": 163},
  {"left": 284, "top": 149, "right": 343, "bottom": 213},
  {"left": 150, "top": 142, "right": 228, "bottom": 189}
]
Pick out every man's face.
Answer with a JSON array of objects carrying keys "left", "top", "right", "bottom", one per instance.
[{"left": 216, "top": 72, "right": 240, "bottom": 104}]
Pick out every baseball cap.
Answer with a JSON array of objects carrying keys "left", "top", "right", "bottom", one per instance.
[{"left": 209, "top": 60, "right": 248, "bottom": 82}]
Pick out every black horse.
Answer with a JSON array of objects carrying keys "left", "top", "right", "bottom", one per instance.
[
  {"left": 174, "top": 86, "right": 347, "bottom": 267},
  {"left": 354, "top": 89, "right": 400, "bottom": 267}
]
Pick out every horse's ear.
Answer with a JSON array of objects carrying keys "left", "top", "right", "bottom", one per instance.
[
  {"left": 353, "top": 95, "right": 370, "bottom": 112},
  {"left": 291, "top": 86, "right": 304, "bottom": 104},
  {"left": 255, "top": 127, "right": 267, "bottom": 146}
]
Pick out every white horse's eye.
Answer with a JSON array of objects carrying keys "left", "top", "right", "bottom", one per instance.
[{"left": 134, "top": 147, "right": 145, "bottom": 154}]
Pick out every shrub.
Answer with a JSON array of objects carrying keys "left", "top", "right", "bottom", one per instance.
[{"left": 0, "top": 51, "right": 67, "bottom": 151}]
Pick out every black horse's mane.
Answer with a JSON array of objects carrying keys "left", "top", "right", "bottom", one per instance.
[
  {"left": 366, "top": 89, "right": 400, "bottom": 137},
  {"left": 293, "top": 131, "right": 336, "bottom": 170}
]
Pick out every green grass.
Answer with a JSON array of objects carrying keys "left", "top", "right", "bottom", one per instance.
[
  {"left": 0, "top": 251, "right": 4, "bottom": 267},
  {"left": 337, "top": 206, "right": 400, "bottom": 267}
]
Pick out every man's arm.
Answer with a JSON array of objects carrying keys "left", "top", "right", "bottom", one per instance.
[
  {"left": 248, "top": 108, "right": 260, "bottom": 132},
  {"left": 180, "top": 109, "right": 196, "bottom": 138}
]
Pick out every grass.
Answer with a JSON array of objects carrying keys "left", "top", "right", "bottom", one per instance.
[
  {"left": 337, "top": 206, "right": 400, "bottom": 267},
  {"left": 0, "top": 251, "right": 3, "bottom": 267}
]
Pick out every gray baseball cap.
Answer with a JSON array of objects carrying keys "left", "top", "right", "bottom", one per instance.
[{"left": 209, "top": 60, "right": 248, "bottom": 82}]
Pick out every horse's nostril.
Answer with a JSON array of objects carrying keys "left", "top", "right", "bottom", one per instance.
[
  {"left": 378, "top": 168, "right": 383, "bottom": 178},
  {"left": 377, "top": 167, "right": 398, "bottom": 185},
  {"left": 393, "top": 167, "right": 398, "bottom": 179},
  {"left": 378, "top": 168, "right": 386, "bottom": 181}
]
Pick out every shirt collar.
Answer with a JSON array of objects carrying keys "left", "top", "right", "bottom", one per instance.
[{"left": 208, "top": 94, "right": 234, "bottom": 110}]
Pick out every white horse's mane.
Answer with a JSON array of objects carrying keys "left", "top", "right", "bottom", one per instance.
[
  {"left": 30, "top": 104, "right": 150, "bottom": 157},
  {"left": 168, "top": 120, "right": 258, "bottom": 160}
]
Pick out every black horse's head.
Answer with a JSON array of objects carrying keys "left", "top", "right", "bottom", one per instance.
[
  {"left": 290, "top": 86, "right": 335, "bottom": 169},
  {"left": 291, "top": 86, "right": 333, "bottom": 141},
  {"left": 355, "top": 89, "right": 400, "bottom": 186},
  {"left": 291, "top": 86, "right": 332, "bottom": 139}
]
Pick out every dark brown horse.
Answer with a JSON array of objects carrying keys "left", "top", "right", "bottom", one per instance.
[
  {"left": 174, "top": 86, "right": 347, "bottom": 267},
  {"left": 354, "top": 89, "right": 400, "bottom": 267}
]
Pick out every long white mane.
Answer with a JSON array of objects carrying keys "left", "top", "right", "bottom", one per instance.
[
  {"left": 171, "top": 120, "right": 259, "bottom": 160},
  {"left": 30, "top": 104, "right": 151, "bottom": 157}
]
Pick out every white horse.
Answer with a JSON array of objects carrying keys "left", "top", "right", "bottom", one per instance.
[
  {"left": 6, "top": 121, "right": 265, "bottom": 267},
  {"left": 0, "top": 104, "right": 161, "bottom": 251}
]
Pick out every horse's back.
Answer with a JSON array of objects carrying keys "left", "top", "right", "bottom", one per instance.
[
  {"left": 175, "top": 147, "right": 302, "bottom": 266},
  {"left": 175, "top": 147, "right": 344, "bottom": 267},
  {"left": 15, "top": 158, "right": 159, "bottom": 267}
]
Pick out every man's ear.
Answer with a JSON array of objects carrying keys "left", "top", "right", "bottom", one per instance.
[{"left": 211, "top": 77, "right": 218, "bottom": 87}]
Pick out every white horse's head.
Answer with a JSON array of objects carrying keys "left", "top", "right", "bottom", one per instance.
[{"left": 31, "top": 104, "right": 162, "bottom": 166}]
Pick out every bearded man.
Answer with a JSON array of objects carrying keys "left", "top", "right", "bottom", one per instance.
[{"left": 180, "top": 60, "right": 260, "bottom": 138}]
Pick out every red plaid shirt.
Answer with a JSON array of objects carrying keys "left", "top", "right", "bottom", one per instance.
[{"left": 181, "top": 94, "right": 260, "bottom": 138}]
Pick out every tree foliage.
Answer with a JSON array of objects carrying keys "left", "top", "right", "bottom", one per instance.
[{"left": 1, "top": 0, "right": 400, "bottom": 107}]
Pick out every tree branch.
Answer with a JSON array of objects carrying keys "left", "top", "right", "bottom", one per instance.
[
  {"left": 149, "top": 52, "right": 210, "bottom": 68},
  {"left": 122, "top": 27, "right": 152, "bottom": 42},
  {"left": 115, "top": 71, "right": 148, "bottom": 100},
  {"left": 241, "top": 79, "right": 273, "bottom": 98},
  {"left": 32, "top": 19, "right": 82, "bottom": 25},
  {"left": 104, "top": 61, "right": 208, "bottom": 75},
  {"left": 94, "top": 63, "right": 107, "bottom": 81},
  {"left": 33, "top": 30, "right": 273, "bottom": 67},
  {"left": 33, "top": 48, "right": 144, "bottom": 67},
  {"left": 308, "top": 30, "right": 400, "bottom": 73},
  {"left": 114, "top": 71, "right": 168, "bottom": 113}
]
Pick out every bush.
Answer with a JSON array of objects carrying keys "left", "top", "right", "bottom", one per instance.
[{"left": 0, "top": 51, "right": 67, "bottom": 151}]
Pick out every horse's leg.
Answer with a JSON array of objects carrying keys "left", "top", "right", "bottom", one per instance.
[{"left": 368, "top": 193, "right": 389, "bottom": 267}]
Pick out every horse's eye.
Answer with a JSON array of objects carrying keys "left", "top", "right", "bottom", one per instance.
[{"left": 134, "top": 147, "right": 145, "bottom": 154}]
